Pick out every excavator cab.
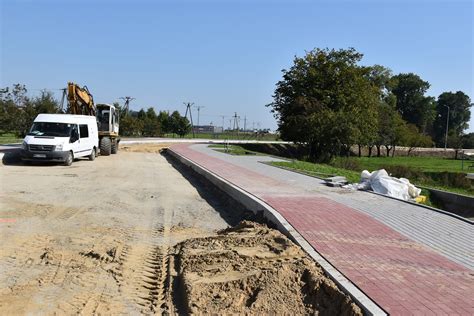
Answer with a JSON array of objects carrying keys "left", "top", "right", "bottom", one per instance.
[{"left": 96, "top": 104, "right": 119, "bottom": 135}]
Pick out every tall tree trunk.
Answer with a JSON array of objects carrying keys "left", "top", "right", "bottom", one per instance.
[
  {"left": 358, "top": 144, "right": 362, "bottom": 157},
  {"left": 376, "top": 145, "right": 381, "bottom": 157},
  {"left": 368, "top": 146, "right": 373, "bottom": 157},
  {"left": 385, "top": 145, "right": 391, "bottom": 157},
  {"left": 392, "top": 145, "right": 396, "bottom": 157}
]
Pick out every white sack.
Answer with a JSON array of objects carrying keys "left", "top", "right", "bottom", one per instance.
[{"left": 357, "top": 169, "right": 421, "bottom": 201}]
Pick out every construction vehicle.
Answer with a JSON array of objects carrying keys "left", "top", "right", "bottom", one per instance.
[{"left": 66, "top": 82, "right": 120, "bottom": 155}]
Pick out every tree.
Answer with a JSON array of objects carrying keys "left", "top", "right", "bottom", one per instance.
[
  {"left": 169, "top": 111, "right": 190, "bottom": 137},
  {"left": 390, "top": 73, "right": 436, "bottom": 133},
  {"left": 461, "top": 133, "right": 474, "bottom": 149},
  {"left": 0, "top": 85, "right": 60, "bottom": 137},
  {"left": 0, "top": 84, "right": 29, "bottom": 135},
  {"left": 120, "top": 115, "right": 143, "bottom": 136},
  {"left": 142, "top": 107, "right": 160, "bottom": 136},
  {"left": 365, "top": 65, "right": 397, "bottom": 157},
  {"left": 375, "top": 103, "right": 407, "bottom": 157},
  {"left": 268, "top": 48, "right": 380, "bottom": 162},
  {"left": 157, "top": 111, "right": 170, "bottom": 134},
  {"left": 432, "top": 91, "right": 471, "bottom": 147},
  {"left": 17, "top": 90, "right": 61, "bottom": 137},
  {"left": 402, "top": 124, "right": 433, "bottom": 156},
  {"left": 33, "top": 91, "right": 61, "bottom": 114}
]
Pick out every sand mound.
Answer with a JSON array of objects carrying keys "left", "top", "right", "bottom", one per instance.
[
  {"left": 120, "top": 143, "right": 173, "bottom": 153},
  {"left": 174, "top": 221, "right": 362, "bottom": 315}
]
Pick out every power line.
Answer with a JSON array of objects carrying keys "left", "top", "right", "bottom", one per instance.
[
  {"left": 120, "top": 96, "right": 136, "bottom": 114},
  {"left": 196, "top": 105, "right": 205, "bottom": 126},
  {"left": 232, "top": 112, "right": 240, "bottom": 132},
  {"left": 183, "top": 102, "right": 195, "bottom": 138}
]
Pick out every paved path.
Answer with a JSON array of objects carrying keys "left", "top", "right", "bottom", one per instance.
[{"left": 169, "top": 143, "right": 474, "bottom": 315}]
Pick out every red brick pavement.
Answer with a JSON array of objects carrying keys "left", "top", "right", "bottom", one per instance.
[{"left": 171, "top": 144, "right": 474, "bottom": 315}]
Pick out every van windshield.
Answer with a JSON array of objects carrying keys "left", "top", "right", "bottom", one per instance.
[{"left": 28, "top": 122, "right": 73, "bottom": 137}]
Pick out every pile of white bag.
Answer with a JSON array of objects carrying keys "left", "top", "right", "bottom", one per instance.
[{"left": 344, "top": 169, "right": 421, "bottom": 201}]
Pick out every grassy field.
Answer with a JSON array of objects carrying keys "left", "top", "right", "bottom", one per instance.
[
  {"left": 335, "top": 156, "right": 472, "bottom": 173},
  {"left": 0, "top": 133, "right": 22, "bottom": 145},
  {"left": 209, "top": 144, "right": 264, "bottom": 156},
  {"left": 270, "top": 159, "right": 473, "bottom": 197},
  {"left": 271, "top": 160, "right": 361, "bottom": 183}
]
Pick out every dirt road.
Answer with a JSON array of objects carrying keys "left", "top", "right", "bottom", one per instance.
[{"left": 0, "top": 149, "right": 361, "bottom": 315}]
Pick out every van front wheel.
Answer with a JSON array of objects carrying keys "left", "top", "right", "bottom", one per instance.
[
  {"left": 89, "top": 147, "right": 96, "bottom": 161},
  {"left": 64, "top": 151, "right": 73, "bottom": 166}
]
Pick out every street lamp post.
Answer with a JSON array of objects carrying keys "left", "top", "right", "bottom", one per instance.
[{"left": 444, "top": 105, "right": 450, "bottom": 150}]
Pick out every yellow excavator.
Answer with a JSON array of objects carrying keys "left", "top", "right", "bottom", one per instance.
[{"left": 66, "top": 82, "right": 120, "bottom": 155}]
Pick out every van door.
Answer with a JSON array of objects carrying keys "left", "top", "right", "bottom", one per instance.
[
  {"left": 70, "top": 124, "right": 81, "bottom": 156},
  {"left": 77, "top": 124, "right": 91, "bottom": 157}
]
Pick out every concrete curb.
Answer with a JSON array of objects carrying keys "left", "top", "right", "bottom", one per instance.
[{"left": 167, "top": 147, "right": 387, "bottom": 316}]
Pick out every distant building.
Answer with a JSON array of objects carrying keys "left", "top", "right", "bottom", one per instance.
[{"left": 193, "top": 125, "right": 223, "bottom": 134}]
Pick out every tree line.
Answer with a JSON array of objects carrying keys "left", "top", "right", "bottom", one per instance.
[
  {"left": 0, "top": 84, "right": 191, "bottom": 138},
  {"left": 268, "top": 48, "right": 473, "bottom": 161}
]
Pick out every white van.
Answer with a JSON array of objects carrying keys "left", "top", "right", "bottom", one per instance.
[{"left": 21, "top": 114, "right": 99, "bottom": 166}]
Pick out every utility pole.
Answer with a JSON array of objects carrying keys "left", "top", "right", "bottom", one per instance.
[
  {"left": 196, "top": 106, "right": 205, "bottom": 126},
  {"left": 232, "top": 112, "right": 240, "bottom": 135},
  {"left": 243, "top": 116, "right": 247, "bottom": 132},
  {"left": 120, "top": 96, "right": 136, "bottom": 115},
  {"left": 184, "top": 102, "right": 195, "bottom": 138},
  {"left": 220, "top": 115, "right": 226, "bottom": 131},
  {"left": 60, "top": 88, "right": 67, "bottom": 112}
]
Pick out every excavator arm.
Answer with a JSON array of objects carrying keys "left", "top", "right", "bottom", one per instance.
[{"left": 67, "top": 82, "right": 96, "bottom": 116}]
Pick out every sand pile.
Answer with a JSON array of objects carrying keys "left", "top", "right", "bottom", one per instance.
[
  {"left": 120, "top": 143, "right": 173, "bottom": 153},
  {"left": 173, "top": 221, "right": 362, "bottom": 315}
]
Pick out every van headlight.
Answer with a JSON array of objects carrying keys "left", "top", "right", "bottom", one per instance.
[
  {"left": 55, "top": 144, "right": 64, "bottom": 151},
  {"left": 21, "top": 141, "right": 28, "bottom": 150}
]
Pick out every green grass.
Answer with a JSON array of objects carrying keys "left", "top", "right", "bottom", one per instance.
[
  {"left": 270, "top": 160, "right": 361, "bottom": 183},
  {"left": 337, "top": 156, "right": 471, "bottom": 173},
  {"left": 209, "top": 144, "right": 263, "bottom": 156},
  {"left": 269, "top": 160, "right": 442, "bottom": 205},
  {"left": 0, "top": 133, "right": 22, "bottom": 144},
  {"left": 270, "top": 159, "right": 473, "bottom": 198}
]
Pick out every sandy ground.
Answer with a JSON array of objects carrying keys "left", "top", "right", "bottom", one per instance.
[
  {"left": 175, "top": 221, "right": 361, "bottom": 315},
  {"left": 0, "top": 146, "right": 361, "bottom": 315}
]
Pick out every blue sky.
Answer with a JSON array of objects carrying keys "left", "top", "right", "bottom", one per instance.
[{"left": 1, "top": 0, "right": 473, "bottom": 131}]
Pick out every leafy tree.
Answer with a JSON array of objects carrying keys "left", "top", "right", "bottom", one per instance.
[
  {"left": 175, "top": 116, "right": 191, "bottom": 137},
  {"left": 137, "top": 109, "right": 146, "bottom": 120},
  {"left": 365, "top": 65, "right": 397, "bottom": 157},
  {"left": 268, "top": 48, "right": 380, "bottom": 162},
  {"left": 142, "top": 107, "right": 160, "bottom": 136},
  {"left": 432, "top": 91, "right": 471, "bottom": 147},
  {"left": 1, "top": 85, "right": 61, "bottom": 137},
  {"left": 169, "top": 110, "right": 190, "bottom": 137},
  {"left": 33, "top": 91, "right": 61, "bottom": 114},
  {"left": 390, "top": 73, "right": 436, "bottom": 133},
  {"left": 461, "top": 133, "right": 474, "bottom": 149},
  {"left": 374, "top": 103, "right": 407, "bottom": 157},
  {"left": 157, "top": 111, "right": 170, "bottom": 134},
  {"left": 0, "top": 84, "right": 29, "bottom": 135},
  {"left": 402, "top": 124, "right": 433, "bottom": 156},
  {"left": 120, "top": 115, "right": 144, "bottom": 136}
]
